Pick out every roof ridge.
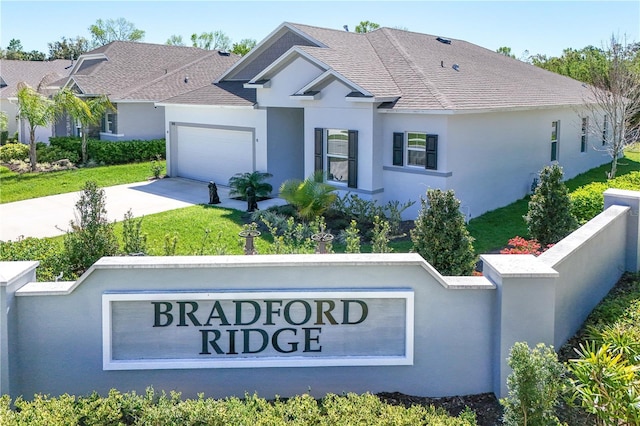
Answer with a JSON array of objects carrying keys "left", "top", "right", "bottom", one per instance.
[{"left": 376, "top": 28, "right": 452, "bottom": 109}]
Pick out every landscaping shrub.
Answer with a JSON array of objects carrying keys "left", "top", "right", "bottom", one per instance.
[
  {"left": 501, "top": 342, "right": 567, "bottom": 426},
  {"left": 0, "top": 389, "right": 477, "bottom": 425},
  {"left": 499, "top": 236, "right": 552, "bottom": 255},
  {"left": 0, "top": 142, "right": 29, "bottom": 162},
  {"left": 524, "top": 164, "right": 578, "bottom": 247},
  {"left": 121, "top": 209, "right": 147, "bottom": 255},
  {"left": 0, "top": 236, "right": 65, "bottom": 282},
  {"left": 49, "top": 137, "right": 165, "bottom": 165},
  {"left": 63, "top": 181, "right": 119, "bottom": 277},
  {"left": 36, "top": 144, "right": 80, "bottom": 164},
  {"left": 411, "top": 189, "right": 476, "bottom": 276},
  {"left": 371, "top": 215, "right": 392, "bottom": 253},
  {"left": 570, "top": 171, "right": 640, "bottom": 224},
  {"left": 342, "top": 220, "right": 361, "bottom": 253},
  {"left": 279, "top": 171, "right": 336, "bottom": 220}
]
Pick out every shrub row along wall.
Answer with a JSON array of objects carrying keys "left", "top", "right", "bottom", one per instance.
[
  {"left": 1, "top": 190, "right": 639, "bottom": 400},
  {"left": 49, "top": 137, "right": 165, "bottom": 164}
]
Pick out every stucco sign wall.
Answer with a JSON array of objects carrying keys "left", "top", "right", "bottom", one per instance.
[{"left": 103, "top": 290, "right": 414, "bottom": 370}]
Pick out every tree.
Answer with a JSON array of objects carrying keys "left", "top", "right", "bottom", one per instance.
[
  {"left": 496, "top": 46, "right": 515, "bottom": 58},
  {"left": 88, "top": 18, "right": 145, "bottom": 47},
  {"left": 5, "top": 38, "right": 24, "bottom": 60},
  {"left": 228, "top": 171, "right": 273, "bottom": 200},
  {"left": 231, "top": 38, "right": 257, "bottom": 56},
  {"left": 63, "top": 180, "right": 119, "bottom": 277},
  {"left": 166, "top": 35, "right": 185, "bottom": 46},
  {"left": 190, "top": 31, "right": 231, "bottom": 51},
  {"left": 582, "top": 35, "right": 640, "bottom": 179},
  {"left": 48, "top": 36, "right": 89, "bottom": 60},
  {"left": 15, "top": 83, "right": 57, "bottom": 171},
  {"left": 410, "top": 189, "right": 476, "bottom": 276},
  {"left": 524, "top": 164, "right": 578, "bottom": 247},
  {"left": 500, "top": 342, "right": 566, "bottom": 426},
  {"left": 532, "top": 46, "right": 608, "bottom": 85},
  {"left": 355, "top": 21, "right": 380, "bottom": 33},
  {"left": 55, "top": 88, "right": 114, "bottom": 164}
]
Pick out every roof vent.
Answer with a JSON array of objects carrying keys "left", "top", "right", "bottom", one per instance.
[
  {"left": 218, "top": 51, "right": 230, "bottom": 56},
  {"left": 436, "top": 37, "right": 451, "bottom": 45},
  {"left": 452, "top": 64, "right": 460, "bottom": 72}
]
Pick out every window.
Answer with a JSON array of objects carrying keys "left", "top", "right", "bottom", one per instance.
[
  {"left": 393, "top": 132, "right": 437, "bottom": 170},
  {"left": 103, "top": 112, "right": 117, "bottom": 134},
  {"left": 551, "top": 121, "right": 559, "bottom": 161},
  {"left": 326, "top": 129, "right": 349, "bottom": 183},
  {"left": 581, "top": 117, "right": 588, "bottom": 152},
  {"left": 602, "top": 115, "right": 608, "bottom": 146},
  {"left": 315, "top": 128, "right": 358, "bottom": 188}
]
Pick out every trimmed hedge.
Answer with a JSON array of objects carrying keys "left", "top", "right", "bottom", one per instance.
[
  {"left": 0, "top": 390, "right": 477, "bottom": 425},
  {"left": 49, "top": 137, "right": 165, "bottom": 165},
  {"left": 570, "top": 171, "right": 640, "bottom": 224}
]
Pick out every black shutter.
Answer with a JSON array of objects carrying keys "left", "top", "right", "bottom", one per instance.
[
  {"left": 425, "top": 134, "right": 438, "bottom": 170},
  {"left": 347, "top": 130, "right": 358, "bottom": 188},
  {"left": 393, "top": 132, "right": 403, "bottom": 166},
  {"left": 314, "top": 128, "right": 323, "bottom": 173}
]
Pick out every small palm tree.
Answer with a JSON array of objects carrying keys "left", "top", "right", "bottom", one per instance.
[
  {"left": 279, "top": 171, "right": 337, "bottom": 221},
  {"left": 228, "top": 171, "right": 273, "bottom": 200},
  {"left": 16, "top": 82, "right": 57, "bottom": 171},
  {"left": 55, "top": 88, "right": 114, "bottom": 164}
]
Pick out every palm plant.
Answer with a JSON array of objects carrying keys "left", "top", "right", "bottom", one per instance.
[
  {"left": 228, "top": 171, "right": 273, "bottom": 200},
  {"left": 16, "top": 83, "right": 57, "bottom": 171},
  {"left": 55, "top": 88, "right": 114, "bottom": 164},
  {"left": 279, "top": 171, "right": 337, "bottom": 221}
]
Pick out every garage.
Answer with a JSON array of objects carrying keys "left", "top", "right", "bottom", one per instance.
[{"left": 174, "top": 125, "right": 254, "bottom": 185}]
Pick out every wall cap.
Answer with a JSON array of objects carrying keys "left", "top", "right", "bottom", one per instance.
[
  {"left": 0, "top": 261, "right": 39, "bottom": 287},
  {"left": 481, "top": 254, "right": 558, "bottom": 278}
]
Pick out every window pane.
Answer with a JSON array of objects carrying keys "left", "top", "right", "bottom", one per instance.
[
  {"left": 327, "top": 157, "right": 348, "bottom": 182},
  {"left": 408, "top": 150, "right": 426, "bottom": 166},
  {"left": 407, "top": 133, "right": 426, "bottom": 149},
  {"left": 327, "top": 129, "right": 348, "bottom": 156},
  {"left": 551, "top": 121, "right": 558, "bottom": 141}
]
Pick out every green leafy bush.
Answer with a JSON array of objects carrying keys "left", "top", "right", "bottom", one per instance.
[
  {"left": 36, "top": 144, "right": 80, "bottom": 164},
  {"left": 525, "top": 164, "right": 578, "bottom": 247},
  {"left": 279, "top": 172, "right": 335, "bottom": 220},
  {"left": 0, "top": 142, "right": 29, "bottom": 162},
  {"left": 49, "top": 137, "right": 165, "bottom": 165},
  {"left": 63, "top": 181, "right": 119, "bottom": 277},
  {"left": 0, "top": 236, "right": 65, "bottom": 281},
  {"left": 0, "top": 389, "right": 477, "bottom": 425},
  {"left": 501, "top": 342, "right": 567, "bottom": 426},
  {"left": 570, "top": 171, "right": 640, "bottom": 224},
  {"left": 121, "top": 209, "right": 147, "bottom": 255},
  {"left": 411, "top": 189, "right": 476, "bottom": 276}
]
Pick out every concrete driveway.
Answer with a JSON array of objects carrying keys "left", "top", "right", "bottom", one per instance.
[{"left": 0, "top": 177, "right": 285, "bottom": 241}]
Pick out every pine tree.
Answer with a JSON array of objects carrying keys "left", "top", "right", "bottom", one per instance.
[
  {"left": 524, "top": 164, "right": 578, "bottom": 247},
  {"left": 411, "top": 189, "right": 476, "bottom": 276}
]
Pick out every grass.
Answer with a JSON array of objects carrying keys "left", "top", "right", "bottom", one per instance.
[
  {"left": 0, "top": 161, "right": 164, "bottom": 203},
  {"left": 468, "top": 147, "right": 640, "bottom": 254}
]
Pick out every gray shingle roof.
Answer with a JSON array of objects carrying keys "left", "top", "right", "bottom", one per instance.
[
  {"left": 0, "top": 59, "right": 72, "bottom": 98},
  {"left": 160, "top": 81, "right": 255, "bottom": 106},
  {"left": 66, "top": 41, "right": 239, "bottom": 101}
]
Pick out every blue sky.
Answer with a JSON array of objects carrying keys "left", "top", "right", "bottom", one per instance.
[{"left": 1, "top": 1, "right": 639, "bottom": 59}]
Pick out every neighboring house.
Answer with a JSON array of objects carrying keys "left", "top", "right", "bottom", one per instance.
[
  {"left": 61, "top": 41, "right": 239, "bottom": 141},
  {"left": 160, "top": 22, "right": 609, "bottom": 219},
  {"left": 0, "top": 59, "right": 71, "bottom": 143}
]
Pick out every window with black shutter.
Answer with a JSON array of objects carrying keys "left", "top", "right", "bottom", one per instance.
[
  {"left": 425, "top": 134, "right": 437, "bottom": 170},
  {"left": 314, "top": 128, "right": 323, "bottom": 173},
  {"left": 347, "top": 130, "right": 358, "bottom": 188},
  {"left": 393, "top": 132, "right": 403, "bottom": 166}
]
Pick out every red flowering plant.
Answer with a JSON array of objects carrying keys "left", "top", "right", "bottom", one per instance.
[{"left": 500, "top": 236, "right": 553, "bottom": 256}]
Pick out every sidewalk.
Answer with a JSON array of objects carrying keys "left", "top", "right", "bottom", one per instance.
[{"left": 0, "top": 178, "right": 285, "bottom": 242}]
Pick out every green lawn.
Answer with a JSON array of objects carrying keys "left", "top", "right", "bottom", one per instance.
[
  {"left": 468, "top": 148, "right": 640, "bottom": 254},
  {"left": 0, "top": 161, "right": 164, "bottom": 203}
]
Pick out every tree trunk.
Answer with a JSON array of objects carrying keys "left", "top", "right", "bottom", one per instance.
[
  {"left": 29, "top": 128, "right": 37, "bottom": 172},
  {"left": 81, "top": 130, "right": 88, "bottom": 164},
  {"left": 609, "top": 159, "right": 618, "bottom": 180}
]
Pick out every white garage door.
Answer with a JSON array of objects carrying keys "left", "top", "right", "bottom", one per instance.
[{"left": 175, "top": 126, "right": 254, "bottom": 184}]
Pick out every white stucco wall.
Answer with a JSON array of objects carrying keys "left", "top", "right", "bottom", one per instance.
[
  {"left": 0, "top": 100, "right": 19, "bottom": 139},
  {"left": 163, "top": 104, "right": 267, "bottom": 179}
]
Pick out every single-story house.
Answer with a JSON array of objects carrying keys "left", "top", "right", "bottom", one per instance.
[
  {"left": 60, "top": 41, "right": 239, "bottom": 141},
  {"left": 159, "top": 22, "right": 609, "bottom": 219},
  {"left": 0, "top": 59, "right": 71, "bottom": 143}
]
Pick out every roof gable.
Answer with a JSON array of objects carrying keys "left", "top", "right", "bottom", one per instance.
[{"left": 0, "top": 59, "right": 72, "bottom": 98}]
